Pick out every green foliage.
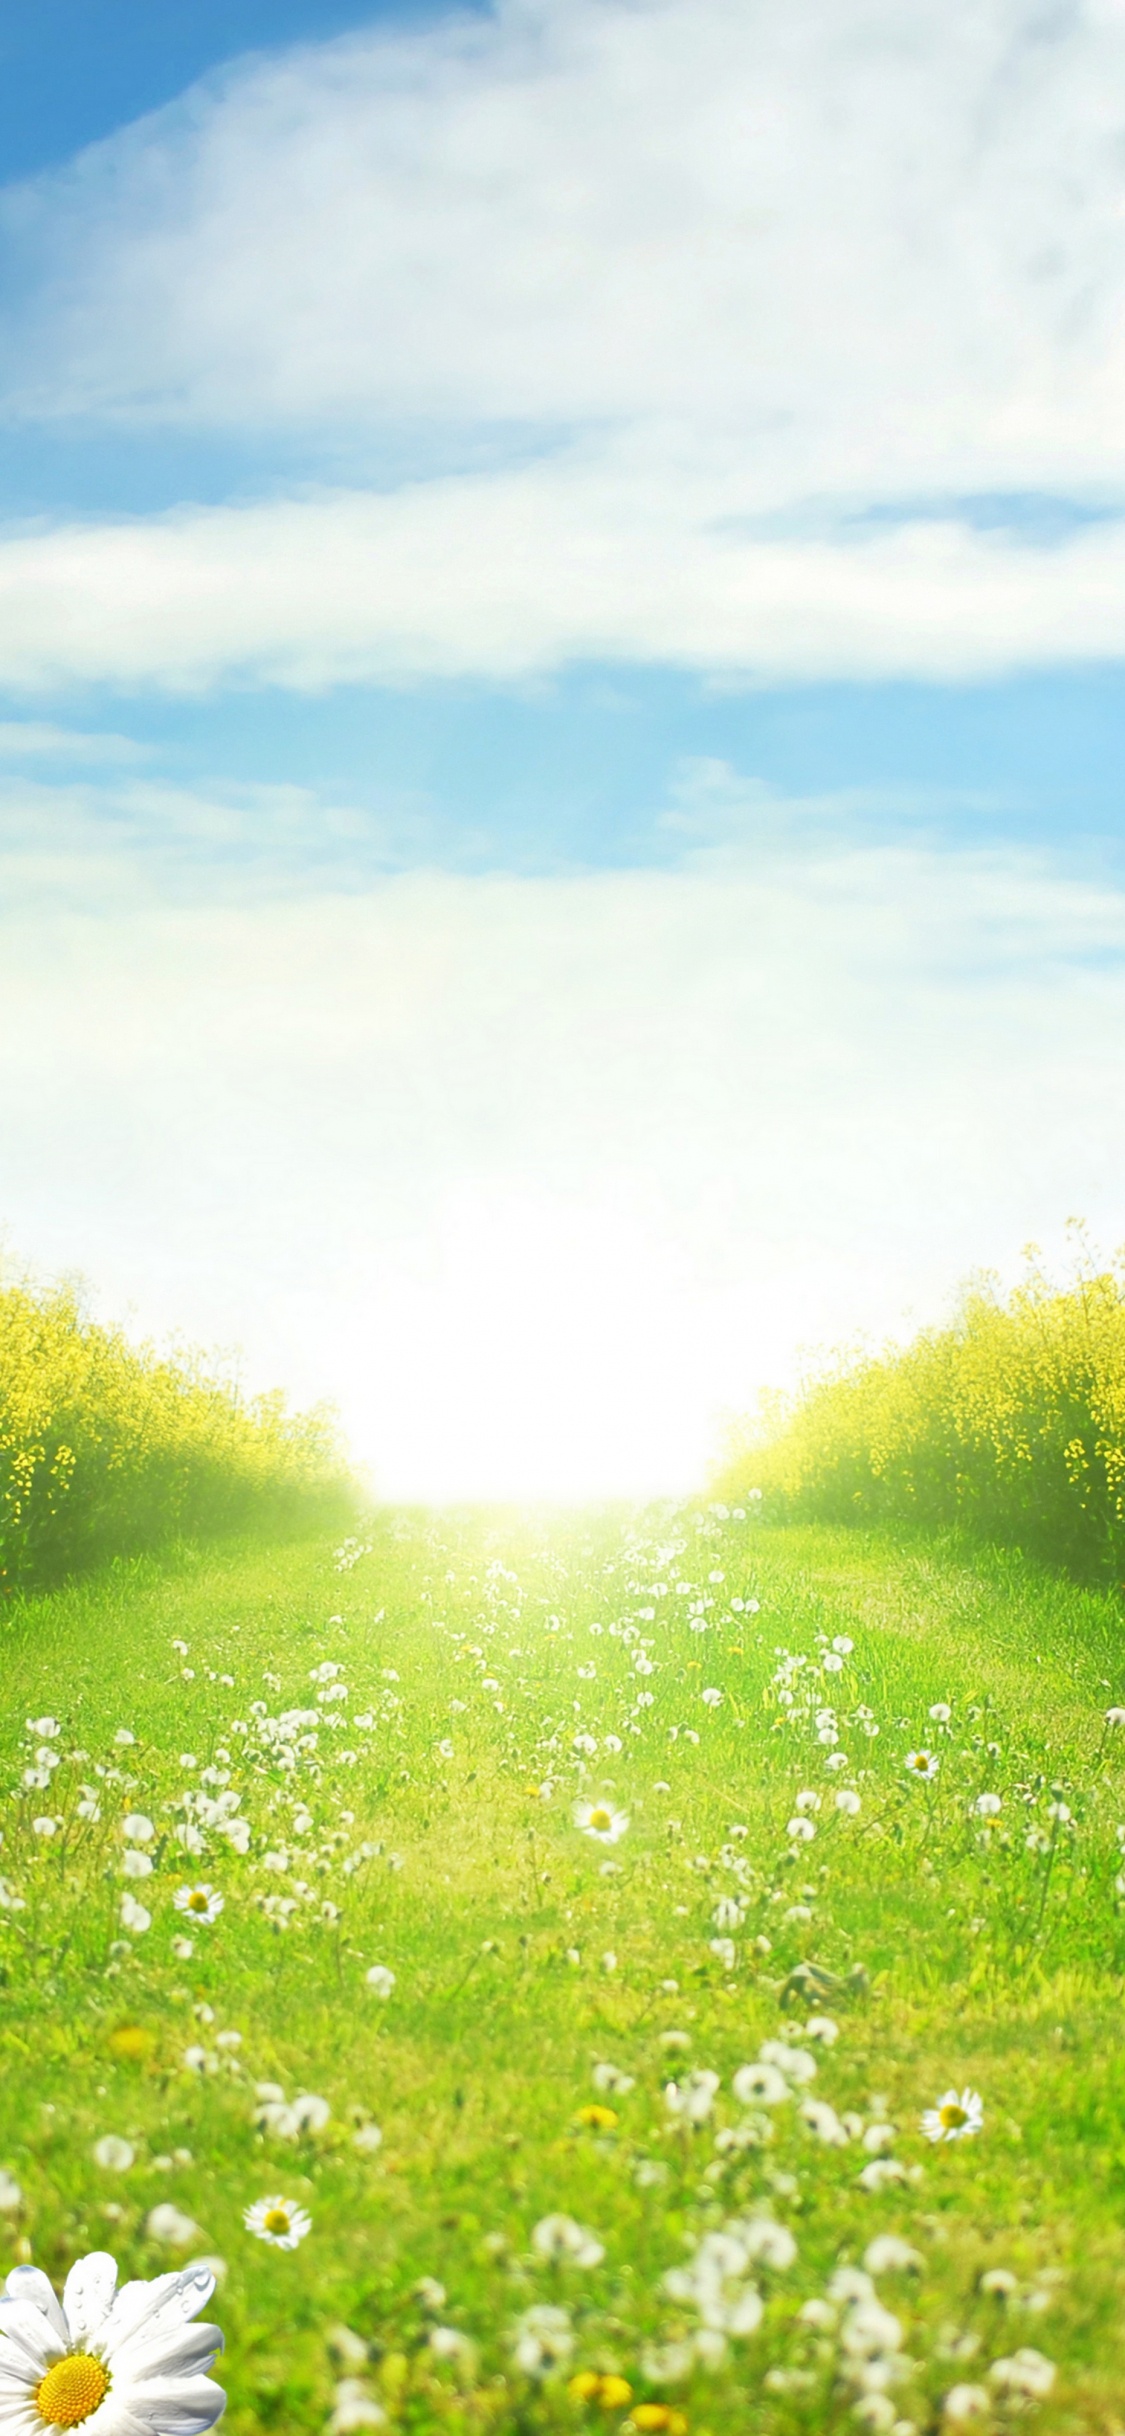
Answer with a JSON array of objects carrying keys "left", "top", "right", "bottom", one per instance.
[
  {"left": 0, "top": 1270, "right": 350, "bottom": 1588},
  {"left": 717, "top": 1248, "right": 1125, "bottom": 1578}
]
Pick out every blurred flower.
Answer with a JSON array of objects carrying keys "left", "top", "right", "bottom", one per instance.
[
  {"left": 922, "top": 2088, "right": 984, "bottom": 2144},
  {"left": 244, "top": 2196, "right": 311, "bottom": 2249},
  {"left": 91, "top": 2137, "right": 134, "bottom": 2172},
  {"left": 174, "top": 1885, "right": 224, "bottom": 1924}
]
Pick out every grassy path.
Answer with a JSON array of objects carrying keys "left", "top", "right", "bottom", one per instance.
[{"left": 1, "top": 1507, "right": 1123, "bottom": 2433}]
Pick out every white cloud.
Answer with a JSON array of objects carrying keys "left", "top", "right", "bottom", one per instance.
[
  {"left": 1, "top": 766, "right": 1124, "bottom": 1498},
  {"left": 2, "top": 0, "right": 1125, "bottom": 687},
  {"left": 4, "top": 459, "right": 1125, "bottom": 690}
]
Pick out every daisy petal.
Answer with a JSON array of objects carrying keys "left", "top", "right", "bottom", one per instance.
[
  {"left": 126, "top": 2376, "right": 227, "bottom": 2436},
  {"left": 2, "top": 2270, "right": 69, "bottom": 2347},
  {"left": 63, "top": 2254, "right": 119, "bottom": 2349},
  {"left": 110, "top": 2325, "right": 223, "bottom": 2384}
]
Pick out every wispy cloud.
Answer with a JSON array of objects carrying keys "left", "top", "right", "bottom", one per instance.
[{"left": 1, "top": 0, "right": 1124, "bottom": 690}]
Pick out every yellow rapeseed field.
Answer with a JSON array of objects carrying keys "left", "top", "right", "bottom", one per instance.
[
  {"left": 718, "top": 1249, "right": 1125, "bottom": 1579},
  {"left": 0, "top": 1270, "right": 348, "bottom": 1589}
]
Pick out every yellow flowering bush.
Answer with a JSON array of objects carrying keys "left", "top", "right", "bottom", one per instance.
[
  {"left": 718, "top": 1251, "right": 1125, "bottom": 1579},
  {"left": 0, "top": 1271, "right": 348, "bottom": 1589}
]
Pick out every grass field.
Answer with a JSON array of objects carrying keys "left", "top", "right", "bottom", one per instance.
[{"left": 2, "top": 1503, "right": 1123, "bottom": 2434}]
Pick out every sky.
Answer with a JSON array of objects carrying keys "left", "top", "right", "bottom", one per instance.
[{"left": 3, "top": 0, "right": 1125, "bottom": 1500}]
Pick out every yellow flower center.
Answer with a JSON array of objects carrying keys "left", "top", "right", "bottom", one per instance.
[
  {"left": 263, "top": 2206, "right": 292, "bottom": 2235},
  {"left": 939, "top": 2102, "right": 968, "bottom": 2131},
  {"left": 186, "top": 1892, "right": 209, "bottom": 1912},
  {"left": 36, "top": 2357, "right": 110, "bottom": 2428},
  {"left": 589, "top": 1808, "right": 612, "bottom": 1832}
]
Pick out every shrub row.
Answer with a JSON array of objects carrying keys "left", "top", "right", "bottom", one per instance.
[
  {"left": 717, "top": 1255, "right": 1125, "bottom": 1581},
  {"left": 0, "top": 1272, "right": 351, "bottom": 1589}
]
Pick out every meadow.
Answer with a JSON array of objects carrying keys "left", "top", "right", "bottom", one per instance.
[{"left": 2, "top": 1502, "right": 1123, "bottom": 2433}]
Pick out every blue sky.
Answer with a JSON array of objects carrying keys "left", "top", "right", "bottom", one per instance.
[{"left": 2, "top": 0, "right": 1125, "bottom": 1497}]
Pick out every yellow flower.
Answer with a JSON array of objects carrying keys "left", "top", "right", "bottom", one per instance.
[
  {"left": 570, "top": 2375, "right": 636, "bottom": 2412},
  {"left": 574, "top": 2105, "right": 618, "bottom": 2130},
  {"left": 630, "top": 2410, "right": 688, "bottom": 2434},
  {"left": 569, "top": 2373, "right": 603, "bottom": 2402},
  {"left": 599, "top": 2376, "right": 633, "bottom": 2408},
  {"left": 108, "top": 2024, "right": 155, "bottom": 2064}
]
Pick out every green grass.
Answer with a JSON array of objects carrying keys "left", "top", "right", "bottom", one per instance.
[{"left": 2, "top": 1505, "right": 1124, "bottom": 2432}]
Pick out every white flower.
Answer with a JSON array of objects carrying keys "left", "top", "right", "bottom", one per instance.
[
  {"left": 591, "top": 2062, "right": 635, "bottom": 2095},
  {"left": 0, "top": 2174, "right": 22, "bottom": 2214},
  {"left": 971, "top": 1793, "right": 1002, "bottom": 1817},
  {"left": 905, "top": 1751, "right": 939, "bottom": 1781},
  {"left": 664, "top": 2068, "right": 720, "bottom": 2123},
  {"left": 27, "top": 1718, "right": 60, "bottom": 1739},
  {"left": 330, "top": 2379, "right": 387, "bottom": 2431},
  {"left": 32, "top": 1818, "right": 58, "bottom": 1839},
  {"left": 0, "top": 2254, "right": 223, "bottom": 2434},
  {"left": 921, "top": 2087, "right": 984, "bottom": 2143},
  {"left": 863, "top": 2237, "right": 922, "bottom": 2275},
  {"left": 509, "top": 2303, "right": 573, "bottom": 2376},
  {"left": 119, "top": 1895, "right": 151, "bottom": 1935},
  {"left": 121, "top": 1816, "right": 154, "bottom": 1845},
  {"left": 736, "top": 2216, "right": 797, "bottom": 2270},
  {"left": 929, "top": 1703, "right": 952, "bottom": 1723},
  {"left": 91, "top": 2139, "right": 134, "bottom": 2174},
  {"left": 244, "top": 2197, "right": 312, "bottom": 2249},
  {"left": 364, "top": 1966, "right": 395, "bottom": 1999},
  {"left": 943, "top": 2386, "right": 990, "bottom": 2422},
  {"left": 113, "top": 1731, "right": 136, "bottom": 1748},
  {"left": 759, "top": 2041, "right": 817, "bottom": 2086},
  {"left": 1105, "top": 1707, "right": 1125, "bottom": 1727},
  {"left": 353, "top": 2124, "right": 384, "bottom": 2154},
  {"left": 289, "top": 2094, "right": 330, "bottom": 2134},
  {"left": 801, "top": 2099, "right": 849, "bottom": 2146},
  {"left": 988, "top": 2349, "right": 1055, "bottom": 2399},
  {"left": 171, "top": 1936, "right": 195, "bottom": 1960},
  {"left": 174, "top": 1886, "right": 224, "bottom": 1925},
  {"left": 573, "top": 1802, "right": 629, "bottom": 1844},
  {"left": 731, "top": 2062, "right": 789, "bottom": 2109},
  {"left": 805, "top": 2015, "right": 839, "bottom": 2044},
  {"left": 832, "top": 1637, "right": 853, "bottom": 1655},
  {"left": 794, "top": 1790, "right": 821, "bottom": 1814},
  {"left": 701, "top": 1688, "right": 722, "bottom": 1707},
  {"left": 531, "top": 2215, "right": 604, "bottom": 2266},
  {"left": 712, "top": 1897, "right": 742, "bottom": 1931},
  {"left": 835, "top": 1788, "right": 862, "bottom": 1816},
  {"left": 785, "top": 1817, "right": 815, "bottom": 1843},
  {"left": 857, "top": 2158, "right": 910, "bottom": 2192},
  {"left": 121, "top": 1852, "right": 153, "bottom": 1881},
  {"left": 145, "top": 2204, "right": 202, "bottom": 2246}
]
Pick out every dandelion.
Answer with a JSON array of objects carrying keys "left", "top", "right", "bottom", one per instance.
[
  {"left": 0, "top": 2254, "right": 224, "bottom": 2431},
  {"left": 664, "top": 2068, "right": 720, "bottom": 2123},
  {"left": 244, "top": 2195, "right": 312, "bottom": 2248},
  {"left": 121, "top": 1851, "right": 153, "bottom": 1881},
  {"left": 365, "top": 1965, "right": 395, "bottom": 1998},
  {"left": 113, "top": 1730, "right": 136, "bottom": 1748},
  {"left": 972, "top": 1792, "right": 1001, "bottom": 1817},
  {"left": 922, "top": 2087, "right": 984, "bottom": 2143},
  {"left": 31, "top": 1818, "right": 58, "bottom": 1838},
  {"left": 863, "top": 2236, "right": 922, "bottom": 2274},
  {"left": 91, "top": 2136, "right": 134, "bottom": 2172},
  {"left": 171, "top": 1935, "right": 195, "bottom": 1959},
  {"left": 121, "top": 1814, "right": 154, "bottom": 1844},
  {"left": 804, "top": 2015, "right": 838, "bottom": 2044},
  {"left": 146, "top": 2202, "right": 202, "bottom": 2245},
  {"left": 785, "top": 1817, "right": 816, "bottom": 1843},
  {"left": 353, "top": 2123, "right": 384, "bottom": 2154},
  {"left": 943, "top": 2388, "right": 990, "bottom": 2423},
  {"left": 905, "top": 1751, "right": 939, "bottom": 1781},
  {"left": 592, "top": 2062, "right": 635, "bottom": 2095},
  {"left": 119, "top": 1894, "right": 151, "bottom": 1934},
  {"left": 794, "top": 1789, "right": 821, "bottom": 1813},
  {"left": 731, "top": 2062, "right": 789, "bottom": 2108},
  {"left": 532, "top": 2214, "right": 605, "bottom": 2266},
  {"left": 759, "top": 2041, "right": 817, "bottom": 2086},
  {"left": 929, "top": 1703, "right": 952, "bottom": 1722},
  {"left": 573, "top": 1802, "right": 629, "bottom": 1844},
  {"left": 574, "top": 2104, "right": 618, "bottom": 2130},
  {"left": 0, "top": 2174, "right": 21, "bottom": 2214},
  {"left": 1105, "top": 1707, "right": 1125, "bottom": 1727},
  {"left": 174, "top": 1884, "right": 224, "bottom": 1924},
  {"left": 835, "top": 1788, "right": 861, "bottom": 1815},
  {"left": 701, "top": 1688, "right": 722, "bottom": 1707},
  {"left": 987, "top": 2349, "right": 1055, "bottom": 2399},
  {"left": 509, "top": 2303, "right": 573, "bottom": 2376}
]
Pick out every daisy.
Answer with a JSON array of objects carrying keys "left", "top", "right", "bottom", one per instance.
[
  {"left": 244, "top": 2197, "right": 311, "bottom": 2249},
  {"left": 174, "top": 1887, "right": 224, "bottom": 1925},
  {"left": 0, "top": 2253, "right": 224, "bottom": 2434},
  {"left": 573, "top": 1802, "right": 629, "bottom": 1845},
  {"left": 531, "top": 2215, "right": 604, "bottom": 2266},
  {"left": 905, "top": 1750, "right": 939, "bottom": 1781},
  {"left": 921, "top": 2087, "right": 984, "bottom": 2143}
]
